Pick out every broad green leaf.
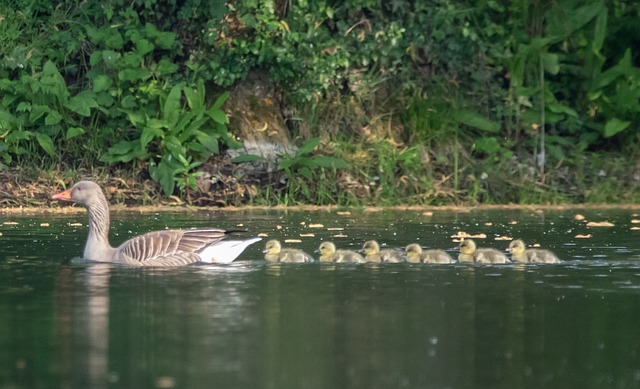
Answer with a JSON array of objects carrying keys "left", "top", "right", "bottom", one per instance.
[
  {"left": 35, "top": 133, "right": 55, "bottom": 156},
  {"left": 546, "top": 1, "right": 604, "bottom": 38},
  {"left": 157, "top": 59, "right": 178, "bottom": 76},
  {"left": 593, "top": 10, "right": 607, "bottom": 52},
  {"left": 300, "top": 166, "right": 313, "bottom": 180},
  {"left": 67, "top": 91, "right": 99, "bottom": 117},
  {"left": 118, "top": 68, "right": 151, "bottom": 81},
  {"left": 141, "top": 126, "right": 164, "bottom": 148},
  {"left": 174, "top": 114, "right": 197, "bottom": 138},
  {"left": 187, "top": 142, "right": 206, "bottom": 154},
  {"left": 16, "top": 102, "right": 31, "bottom": 112},
  {"left": 542, "top": 52, "right": 560, "bottom": 75},
  {"left": 146, "top": 118, "right": 169, "bottom": 129},
  {"left": 591, "top": 49, "right": 632, "bottom": 90},
  {"left": 144, "top": 23, "right": 160, "bottom": 38},
  {"left": 297, "top": 137, "right": 321, "bottom": 155},
  {"left": 93, "top": 75, "right": 113, "bottom": 93},
  {"left": 278, "top": 158, "right": 294, "bottom": 171},
  {"left": 107, "top": 140, "right": 133, "bottom": 155},
  {"left": 231, "top": 154, "right": 267, "bottom": 163},
  {"left": 182, "top": 117, "right": 209, "bottom": 139},
  {"left": 105, "top": 31, "right": 124, "bottom": 50},
  {"left": 525, "top": 37, "right": 557, "bottom": 55},
  {"left": 134, "top": 38, "right": 154, "bottom": 56},
  {"left": 85, "top": 26, "right": 104, "bottom": 44},
  {"left": 89, "top": 51, "right": 103, "bottom": 66},
  {"left": 7, "top": 130, "right": 31, "bottom": 142},
  {"left": 152, "top": 160, "right": 176, "bottom": 196},
  {"left": 29, "top": 105, "right": 50, "bottom": 122},
  {"left": 45, "top": 110, "right": 62, "bottom": 125},
  {"left": 458, "top": 110, "right": 500, "bottom": 133},
  {"left": 42, "top": 60, "right": 59, "bottom": 77},
  {"left": 311, "top": 156, "right": 352, "bottom": 169},
  {"left": 603, "top": 118, "right": 630, "bottom": 138},
  {"left": 96, "top": 92, "right": 114, "bottom": 107},
  {"left": 195, "top": 131, "right": 219, "bottom": 153},
  {"left": 2, "top": 94, "right": 19, "bottom": 107},
  {"left": 163, "top": 135, "right": 185, "bottom": 154},
  {"left": 0, "top": 110, "right": 18, "bottom": 125},
  {"left": 101, "top": 141, "right": 149, "bottom": 163},
  {"left": 211, "top": 91, "right": 230, "bottom": 111},
  {"left": 66, "top": 127, "right": 85, "bottom": 139},
  {"left": 184, "top": 84, "right": 204, "bottom": 112},
  {"left": 155, "top": 31, "right": 176, "bottom": 49},
  {"left": 208, "top": 108, "right": 228, "bottom": 125},
  {"left": 547, "top": 102, "right": 578, "bottom": 117},
  {"left": 101, "top": 50, "right": 118, "bottom": 67},
  {"left": 587, "top": 90, "right": 602, "bottom": 101},
  {"left": 163, "top": 85, "right": 183, "bottom": 127},
  {"left": 120, "top": 95, "right": 138, "bottom": 109},
  {"left": 474, "top": 137, "right": 502, "bottom": 154}
]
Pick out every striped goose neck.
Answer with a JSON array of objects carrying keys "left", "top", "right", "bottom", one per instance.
[{"left": 85, "top": 193, "right": 113, "bottom": 252}]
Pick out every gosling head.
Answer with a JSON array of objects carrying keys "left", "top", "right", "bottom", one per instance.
[
  {"left": 318, "top": 241, "right": 337, "bottom": 256},
  {"left": 405, "top": 244, "right": 423, "bottom": 255},
  {"left": 458, "top": 239, "right": 477, "bottom": 255},
  {"left": 362, "top": 240, "right": 381, "bottom": 255},
  {"left": 263, "top": 239, "right": 282, "bottom": 254},
  {"left": 507, "top": 239, "right": 526, "bottom": 255}
]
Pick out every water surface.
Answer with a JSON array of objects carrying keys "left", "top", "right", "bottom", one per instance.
[{"left": 1, "top": 208, "right": 640, "bottom": 388}]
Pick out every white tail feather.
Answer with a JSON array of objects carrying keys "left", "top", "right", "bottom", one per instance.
[{"left": 198, "top": 237, "right": 262, "bottom": 264}]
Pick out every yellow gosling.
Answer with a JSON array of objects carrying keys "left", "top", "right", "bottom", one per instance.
[
  {"left": 318, "top": 242, "right": 365, "bottom": 263},
  {"left": 362, "top": 240, "right": 405, "bottom": 263},
  {"left": 405, "top": 244, "right": 453, "bottom": 264},
  {"left": 263, "top": 239, "right": 313, "bottom": 263},
  {"left": 458, "top": 239, "right": 509, "bottom": 264},
  {"left": 508, "top": 239, "right": 560, "bottom": 263}
]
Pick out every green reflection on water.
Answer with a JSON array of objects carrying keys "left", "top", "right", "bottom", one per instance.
[{"left": 1, "top": 209, "right": 640, "bottom": 388}]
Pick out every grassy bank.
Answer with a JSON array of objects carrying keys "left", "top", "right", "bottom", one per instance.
[
  {"left": 2, "top": 142, "right": 640, "bottom": 208},
  {"left": 0, "top": 1, "right": 639, "bottom": 208}
]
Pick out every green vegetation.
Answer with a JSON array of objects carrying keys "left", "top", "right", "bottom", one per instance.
[{"left": 0, "top": 0, "right": 639, "bottom": 206}]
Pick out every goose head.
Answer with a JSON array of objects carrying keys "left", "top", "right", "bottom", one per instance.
[{"left": 52, "top": 181, "right": 105, "bottom": 207}]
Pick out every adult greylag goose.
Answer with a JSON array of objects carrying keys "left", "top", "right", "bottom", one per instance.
[
  {"left": 361, "top": 240, "right": 405, "bottom": 263},
  {"left": 318, "top": 241, "right": 365, "bottom": 263},
  {"left": 52, "top": 181, "right": 261, "bottom": 266},
  {"left": 507, "top": 239, "right": 560, "bottom": 263},
  {"left": 405, "top": 243, "right": 453, "bottom": 264},
  {"left": 263, "top": 240, "right": 314, "bottom": 263},
  {"left": 458, "top": 239, "right": 509, "bottom": 264}
]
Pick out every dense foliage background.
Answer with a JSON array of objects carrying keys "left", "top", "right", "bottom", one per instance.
[{"left": 0, "top": 0, "right": 639, "bottom": 205}]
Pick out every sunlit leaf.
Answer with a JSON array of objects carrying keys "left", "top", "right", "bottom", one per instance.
[
  {"left": 297, "top": 137, "right": 321, "bottom": 155},
  {"left": 458, "top": 110, "right": 500, "bottom": 133},
  {"left": 66, "top": 127, "right": 85, "bottom": 139},
  {"left": 231, "top": 154, "right": 267, "bottom": 163},
  {"left": 603, "top": 118, "right": 630, "bottom": 138},
  {"left": 35, "top": 133, "right": 55, "bottom": 156},
  {"left": 45, "top": 110, "right": 62, "bottom": 125},
  {"left": 67, "top": 91, "right": 99, "bottom": 117}
]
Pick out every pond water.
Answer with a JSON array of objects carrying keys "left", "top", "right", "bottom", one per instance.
[{"left": 1, "top": 207, "right": 640, "bottom": 389}]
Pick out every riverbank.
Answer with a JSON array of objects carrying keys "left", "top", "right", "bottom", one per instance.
[{"left": 2, "top": 149, "right": 640, "bottom": 210}]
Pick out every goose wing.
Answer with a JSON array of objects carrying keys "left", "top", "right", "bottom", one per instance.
[{"left": 115, "top": 228, "right": 228, "bottom": 265}]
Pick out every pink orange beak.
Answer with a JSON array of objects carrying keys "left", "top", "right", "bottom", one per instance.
[{"left": 52, "top": 188, "right": 73, "bottom": 201}]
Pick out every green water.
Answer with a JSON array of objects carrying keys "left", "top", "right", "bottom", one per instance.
[{"left": 2, "top": 208, "right": 640, "bottom": 389}]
